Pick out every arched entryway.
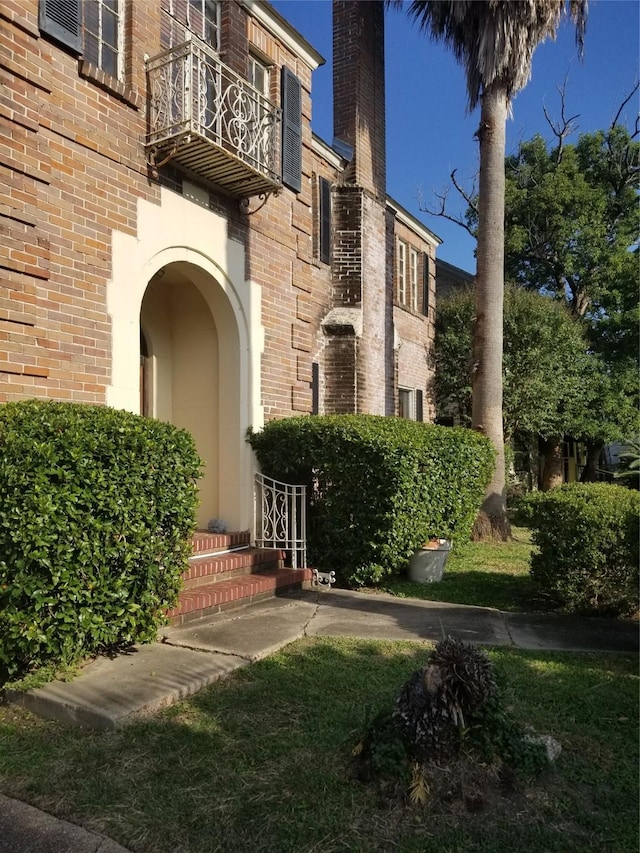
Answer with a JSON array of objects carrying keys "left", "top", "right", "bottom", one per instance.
[
  {"left": 107, "top": 188, "right": 261, "bottom": 535},
  {"left": 139, "top": 261, "right": 242, "bottom": 530}
]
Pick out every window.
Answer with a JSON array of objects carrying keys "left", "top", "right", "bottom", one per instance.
[
  {"left": 249, "top": 54, "right": 270, "bottom": 96},
  {"left": 318, "top": 177, "right": 331, "bottom": 264},
  {"left": 39, "top": 0, "right": 124, "bottom": 80},
  {"left": 397, "top": 240, "right": 406, "bottom": 305},
  {"left": 82, "top": 0, "right": 123, "bottom": 79},
  {"left": 162, "top": 0, "right": 220, "bottom": 50},
  {"left": 188, "top": 0, "right": 220, "bottom": 48},
  {"left": 398, "top": 388, "right": 413, "bottom": 420},
  {"left": 409, "top": 247, "right": 419, "bottom": 312}
]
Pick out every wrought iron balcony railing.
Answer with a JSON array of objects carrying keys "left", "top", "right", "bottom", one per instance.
[{"left": 145, "top": 38, "right": 282, "bottom": 198}]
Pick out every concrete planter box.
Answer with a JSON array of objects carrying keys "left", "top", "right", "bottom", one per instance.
[{"left": 408, "top": 540, "right": 451, "bottom": 583}]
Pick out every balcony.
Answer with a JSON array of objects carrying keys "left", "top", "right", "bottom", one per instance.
[{"left": 145, "top": 38, "right": 282, "bottom": 198}]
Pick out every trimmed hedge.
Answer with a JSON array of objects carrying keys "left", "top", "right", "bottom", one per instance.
[
  {"left": 249, "top": 415, "right": 494, "bottom": 586},
  {"left": 0, "top": 400, "right": 202, "bottom": 683},
  {"left": 528, "top": 483, "right": 640, "bottom": 616}
]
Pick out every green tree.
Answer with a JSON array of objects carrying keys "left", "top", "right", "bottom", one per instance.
[
  {"left": 504, "top": 124, "right": 639, "bottom": 319},
  {"left": 434, "top": 286, "right": 589, "bottom": 474},
  {"left": 501, "top": 115, "right": 640, "bottom": 477},
  {"left": 398, "top": 0, "right": 586, "bottom": 539}
]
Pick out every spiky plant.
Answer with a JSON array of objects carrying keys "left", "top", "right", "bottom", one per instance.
[
  {"left": 393, "top": 637, "right": 496, "bottom": 761},
  {"left": 354, "top": 637, "right": 551, "bottom": 805}
]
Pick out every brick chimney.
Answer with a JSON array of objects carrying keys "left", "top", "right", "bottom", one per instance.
[
  {"left": 323, "top": 0, "right": 394, "bottom": 417},
  {"left": 333, "top": 0, "right": 387, "bottom": 198}
]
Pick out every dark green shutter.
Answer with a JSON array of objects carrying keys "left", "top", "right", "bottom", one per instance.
[
  {"left": 39, "top": 0, "right": 82, "bottom": 53},
  {"left": 319, "top": 177, "right": 331, "bottom": 264},
  {"left": 312, "top": 362, "right": 319, "bottom": 415},
  {"left": 281, "top": 66, "right": 302, "bottom": 193},
  {"left": 422, "top": 254, "right": 430, "bottom": 316},
  {"left": 416, "top": 389, "right": 424, "bottom": 422}
]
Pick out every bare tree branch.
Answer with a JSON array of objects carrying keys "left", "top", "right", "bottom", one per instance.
[
  {"left": 543, "top": 75, "right": 580, "bottom": 163},
  {"left": 416, "top": 176, "right": 477, "bottom": 239},
  {"left": 450, "top": 169, "right": 478, "bottom": 216},
  {"left": 610, "top": 80, "right": 640, "bottom": 136}
]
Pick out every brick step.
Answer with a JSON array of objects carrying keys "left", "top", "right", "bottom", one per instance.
[
  {"left": 191, "top": 529, "right": 251, "bottom": 556},
  {"left": 168, "top": 567, "right": 315, "bottom": 625},
  {"left": 182, "top": 547, "right": 284, "bottom": 588}
]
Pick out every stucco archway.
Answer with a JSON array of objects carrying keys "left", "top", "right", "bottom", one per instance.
[{"left": 108, "top": 190, "right": 263, "bottom": 533}]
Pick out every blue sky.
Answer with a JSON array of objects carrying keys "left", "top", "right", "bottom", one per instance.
[{"left": 272, "top": 0, "right": 639, "bottom": 272}]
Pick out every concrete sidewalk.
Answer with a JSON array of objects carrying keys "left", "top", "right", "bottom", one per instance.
[
  {"left": 2, "top": 590, "right": 638, "bottom": 853},
  {"left": 8, "top": 588, "right": 639, "bottom": 730}
]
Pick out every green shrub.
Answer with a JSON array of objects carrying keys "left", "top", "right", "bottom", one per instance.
[
  {"left": 0, "top": 400, "right": 202, "bottom": 683},
  {"left": 508, "top": 488, "right": 544, "bottom": 527},
  {"left": 529, "top": 482, "right": 640, "bottom": 616},
  {"left": 249, "top": 415, "right": 494, "bottom": 586}
]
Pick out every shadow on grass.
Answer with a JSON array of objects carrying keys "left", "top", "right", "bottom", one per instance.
[
  {"left": 381, "top": 570, "right": 544, "bottom": 612},
  {"left": 0, "top": 638, "right": 637, "bottom": 853}
]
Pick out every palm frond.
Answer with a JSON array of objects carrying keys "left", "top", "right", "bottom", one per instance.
[{"left": 395, "top": 0, "right": 588, "bottom": 109}]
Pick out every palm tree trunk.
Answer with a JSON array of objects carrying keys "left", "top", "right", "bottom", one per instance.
[{"left": 472, "top": 84, "right": 510, "bottom": 541}]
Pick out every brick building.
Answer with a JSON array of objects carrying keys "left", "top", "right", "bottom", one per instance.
[{"left": 1, "top": 0, "right": 440, "bottom": 532}]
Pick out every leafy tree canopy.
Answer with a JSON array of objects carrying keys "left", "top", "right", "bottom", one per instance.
[
  {"left": 436, "top": 285, "right": 589, "bottom": 441},
  {"left": 460, "top": 118, "right": 639, "bottom": 449},
  {"left": 501, "top": 124, "right": 639, "bottom": 324}
]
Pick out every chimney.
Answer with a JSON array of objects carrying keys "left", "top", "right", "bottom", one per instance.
[{"left": 333, "top": 1, "right": 387, "bottom": 198}]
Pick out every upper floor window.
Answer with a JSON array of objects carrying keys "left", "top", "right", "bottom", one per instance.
[
  {"left": 397, "top": 240, "right": 407, "bottom": 305},
  {"left": 161, "top": 0, "right": 219, "bottom": 50},
  {"left": 188, "top": 0, "right": 220, "bottom": 48},
  {"left": 409, "top": 247, "right": 419, "bottom": 312},
  {"left": 248, "top": 54, "right": 270, "bottom": 96},
  {"left": 83, "top": 0, "right": 123, "bottom": 79}
]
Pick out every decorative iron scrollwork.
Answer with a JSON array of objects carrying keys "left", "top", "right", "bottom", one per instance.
[
  {"left": 238, "top": 192, "right": 276, "bottom": 215},
  {"left": 145, "top": 37, "right": 282, "bottom": 188},
  {"left": 313, "top": 570, "right": 336, "bottom": 588}
]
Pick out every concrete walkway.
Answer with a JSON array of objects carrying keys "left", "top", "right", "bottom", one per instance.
[{"left": 2, "top": 589, "right": 638, "bottom": 852}]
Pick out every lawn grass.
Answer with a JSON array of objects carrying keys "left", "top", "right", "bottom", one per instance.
[
  {"left": 0, "top": 637, "right": 637, "bottom": 853},
  {"left": 379, "top": 525, "right": 542, "bottom": 611}
]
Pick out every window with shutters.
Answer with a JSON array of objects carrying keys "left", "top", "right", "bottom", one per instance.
[
  {"left": 39, "top": 0, "right": 124, "bottom": 79},
  {"left": 281, "top": 66, "right": 302, "bottom": 193},
  {"left": 318, "top": 177, "right": 331, "bottom": 264}
]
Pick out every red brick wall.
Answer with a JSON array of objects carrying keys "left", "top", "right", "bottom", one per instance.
[
  {"left": 0, "top": 1, "right": 329, "bottom": 420},
  {"left": 1, "top": 0, "right": 435, "bottom": 428},
  {"left": 0, "top": 0, "right": 160, "bottom": 404}
]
